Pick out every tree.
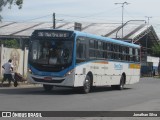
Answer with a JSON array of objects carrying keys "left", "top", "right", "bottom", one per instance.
[
  {"left": 0, "top": 39, "right": 19, "bottom": 48},
  {"left": 158, "top": 60, "right": 160, "bottom": 77},
  {"left": 0, "top": 0, "right": 23, "bottom": 21},
  {"left": 151, "top": 43, "right": 160, "bottom": 57}
]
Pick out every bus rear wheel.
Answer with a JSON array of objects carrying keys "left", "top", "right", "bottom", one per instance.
[
  {"left": 111, "top": 75, "right": 125, "bottom": 90},
  {"left": 43, "top": 84, "right": 53, "bottom": 92},
  {"left": 82, "top": 75, "right": 91, "bottom": 94}
]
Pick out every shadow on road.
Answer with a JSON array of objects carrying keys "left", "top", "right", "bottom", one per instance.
[{"left": 0, "top": 85, "right": 132, "bottom": 95}]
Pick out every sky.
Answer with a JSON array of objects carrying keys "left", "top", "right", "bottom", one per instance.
[{"left": 1, "top": 0, "right": 160, "bottom": 34}]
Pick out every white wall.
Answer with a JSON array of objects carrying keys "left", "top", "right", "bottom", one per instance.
[
  {"left": 0, "top": 44, "right": 28, "bottom": 78},
  {"left": 147, "top": 56, "right": 160, "bottom": 67}
]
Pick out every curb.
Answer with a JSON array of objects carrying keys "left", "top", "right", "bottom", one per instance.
[{"left": 0, "top": 81, "right": 41, "bottom": 88}]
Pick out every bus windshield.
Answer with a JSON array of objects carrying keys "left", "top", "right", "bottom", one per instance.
[{"left": 29, "top": 38, "right": 74, "bottom": 72}]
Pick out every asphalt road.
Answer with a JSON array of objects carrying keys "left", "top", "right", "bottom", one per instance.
[{"left": 0, "top": 77, "right": 160, "bottom": 120}]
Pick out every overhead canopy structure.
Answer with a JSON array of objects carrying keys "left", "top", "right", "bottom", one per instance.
[{"left": 0, "top": 21, "right": 159, "bottom": 51}]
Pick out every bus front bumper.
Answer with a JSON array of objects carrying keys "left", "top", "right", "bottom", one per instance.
[{"left": 27, "top": 73, "right": 75, "bottom": 87}]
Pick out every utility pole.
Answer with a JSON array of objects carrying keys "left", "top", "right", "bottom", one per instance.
[
  {"left": 115, "top": 20, "right": 146, "bottom": 39},
  {"left": 145, "top": 16, "right": 152, "bottom": 25},
  {"left": 53, "top": 13, "right": 56, "bottom": 29},
  {"left": 115, "top": 2, "right": 130, "bottom": 38},
  {"left": 145, "top": 16, "right": 152, "bottom": 56}
]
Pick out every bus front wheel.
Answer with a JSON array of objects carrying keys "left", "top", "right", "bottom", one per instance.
[
  {"left": 43, "top": 84, "right": 53, "bottom": 92},
  {"left": 82, "top": 75, "right": 91, "bottom": 94}
]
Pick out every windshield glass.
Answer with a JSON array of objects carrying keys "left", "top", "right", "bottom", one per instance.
[{"left": 29, "top": 38, "right": 74, "bottom": 71}]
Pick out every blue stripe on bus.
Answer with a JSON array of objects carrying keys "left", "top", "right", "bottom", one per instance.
[
  {"left": 76, "top": 59, "right": 140, "bottom": 67},
  {"left": 28, "top": 64, "right": 74, "bottom": 77},
  {"left": 74, "top": 31, "right": 140, "bottom": 48}
]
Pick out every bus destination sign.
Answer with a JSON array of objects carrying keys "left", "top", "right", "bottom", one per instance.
[{"left": 36, "top": 31, "right": 71, "bottom": 38}]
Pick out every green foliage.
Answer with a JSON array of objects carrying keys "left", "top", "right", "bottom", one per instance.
[
  {"left": 0, "top": 0, "right": 23, "bottom": 21},
  {"left": 0, "top": 39, "right": 19, "bottom": 48},
  {"left": 15, "top": 0, "right": 23, "bottom": 9},
  {"left": 151, "top": 43, "right": 160, "bottom": 57}
]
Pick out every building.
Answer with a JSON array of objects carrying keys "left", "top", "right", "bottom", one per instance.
[
  {"left": 0, "top": 21, "right": 160, "bottom": 75},
  {"left": 0, "top": 21, "right": 159, "bottom": 50}
]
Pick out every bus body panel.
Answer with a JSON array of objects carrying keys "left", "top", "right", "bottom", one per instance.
[
  {"left": 74, "top": 60, "right": 140, "bottom": 87},
  {"left": 28, "top": 61, "right": 140, "bottom": 87},
  {"left": 28, "top": 29, "right": 141, "bottom": 90},
  {"left": 27, "top": 72, "right": 75, "bottom": 87}
]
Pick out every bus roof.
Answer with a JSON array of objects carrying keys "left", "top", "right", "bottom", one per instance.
[
  {"left": 33, "top": 29, "right": 140, "bottom": 49},
  {"left": 74, "top": 30, "right": 140, "bottom": 49}
]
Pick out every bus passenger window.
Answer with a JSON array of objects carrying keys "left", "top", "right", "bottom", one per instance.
[
  {"left": 122, "top": 47, "right": 126, "bottom": 54},
  {"left": 111, "top": 53, "right": 115, "bottom": 59},
  {"left": 77, "top": 44, "right": 86, "bottom": 59},
  {"left": 126, "top": 47, "right": 129, "bottom": 54},
  {"left": 103, "top": 43, "right": 107, "bottom": 50},
  {"left": 97, "top": 50, "right": 103, "bottom": 59},
  {"left": 126, "top": 55, "right": 130, "bottom": 61},
  {"left": 89, "top": 40, "right": 94, "bottom": 48},
  {"left": 76, "top": 39, "right": 86, "bottom": 63},
  {"left": 77, "top": 42, "right": 81, "bottom": 58},
  {"left": 98, "top": 41, "right": 103, "bottom": 50},
  {"left": 89, "top": 50, "right": 95, "bottom": 58},
  {"left": 123, "top": 55, "right": 126, "bottom": 61},
  {"left": 115, "top": 45, "right": 119, "bottom": 52},
  {"left": 119, "top": 46, "right": 122, "bottom": 53},
  {"left": 111, "top": 44, "right": 114, "bottom": 51},
  {"left": 132, "top": 48, "right": 135, "bottom": 55},
  {"left": 94, "top": 41, "right": 98, "bottom": 49},
  {"left": 108, "top": 52, "right": 112, "bottom": 59},
  {"left": 107, "top": 43, "right": 111, "bottom": 51},
  {"left": 135, "top": 49, "right": 139, "bottom": 62},
  {"left": 129, "top": 48, "right": 133, "bottom": 61},
  {"left": 103, "top": 52, "right": 107, "bottom": 59}
]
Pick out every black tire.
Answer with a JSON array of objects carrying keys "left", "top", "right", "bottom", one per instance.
[
  {"left": 82, "top": 75, "right": 91, "bottom": 94},
  {"left": 111, "top": 75, "right": 125, "bottom": 90},
  {"left": 111, "top": 85, "right": 117, "bottom": 90},
  {"left": 14, "top": 81, "right": 18, "bottom": 87},
  {"left": 117, "top": 75, "right": 125, "bottom": 90},
  {"left": 43, "top": 84, "right": 53, "bottom": 92}
]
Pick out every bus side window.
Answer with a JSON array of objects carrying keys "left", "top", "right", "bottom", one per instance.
[
  {"left": 97, "top": 41, "right": 104, "bottom": 59},
  {"left": 126, "top": 47, "right": 129, "bottom": 61},
  {"left": 120, "top": 47, "right": 125, "bottom": 61},
  {"left": 98, "top": 41, "right": 103, "bottom": 50},
  {"left": 107, "top": 43, "right": 111, "bottom": 51},
  {"left": 135, "top": 49, "right": 139, "bottom": 62},
  {"left": 76, "top": 39, "right": 86, "bottom": 63},
  {"left": 129, "top": 48, "right": 133, "bottom": 61},
  {"left": 89, "top": 40, "right": 94, "bottom": 48},
  {"left": 108, "top": 52, "right": 111, "bottom": 59}
]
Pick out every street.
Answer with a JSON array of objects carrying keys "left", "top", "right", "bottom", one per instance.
[{"left": 0, "top": 77, "right": 160, "bottom": 120}]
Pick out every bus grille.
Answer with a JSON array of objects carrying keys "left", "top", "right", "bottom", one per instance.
[{"left": 32, "top": 77, "right": 65, "bottom": 83}]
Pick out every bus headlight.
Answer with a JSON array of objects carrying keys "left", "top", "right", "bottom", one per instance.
[
  {"left": 65, "top": 69, "right": 74, "bottom": 76},
  {"left": 28, "top": 68, "right": 32, "bottom": 74}
]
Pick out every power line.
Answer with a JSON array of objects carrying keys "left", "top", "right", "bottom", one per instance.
[
  {"left": 2, "top": 6, "right": 124, "bottom": 23},
  {"left": 57, "top": 6, "right": 121, "bottom": 19},
  {"left": 21, "top": 14, "right": 52, "bottom": 22},
  {"left": 3, "top": 14, "right": 52, "bottom": 23},
  {"left": 2, "top": 9, "right": 160, "bottom": 25},
  {"left": 114, "top": 2, "right": 130, "bottom": 38},
  {"left": 145, "top": 16, "right": 152, "bottom": 24}
]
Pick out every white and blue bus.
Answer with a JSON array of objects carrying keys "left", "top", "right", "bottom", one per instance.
[{"left": 28, "top": 29, "right": 141, "bottom": 93}]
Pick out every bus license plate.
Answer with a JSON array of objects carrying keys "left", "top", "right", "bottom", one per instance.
[{"left": 44, "top": 77, "right": 52, "bottom": 80}]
